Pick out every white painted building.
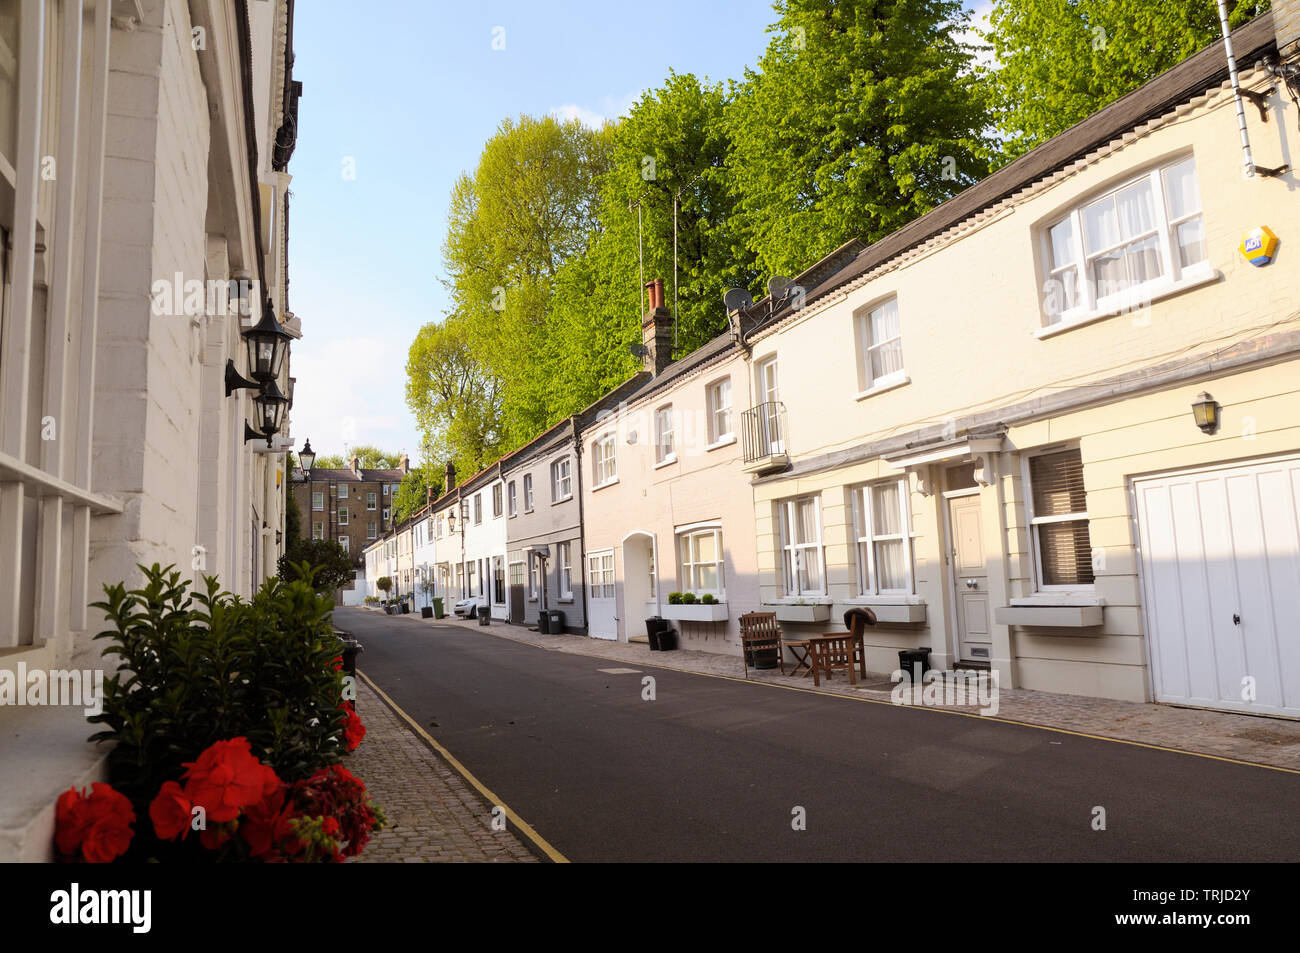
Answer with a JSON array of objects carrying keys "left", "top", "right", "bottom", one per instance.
[{"left": 0, "top": 0, "right": 303, "bottom": 860}]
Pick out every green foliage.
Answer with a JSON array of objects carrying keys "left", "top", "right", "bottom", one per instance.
[
  {"left": 406, "top": 316, "right": 503, "bottom": 476},
  {"left": 376, "top": 576, "right": 393, "bottom": 594},
  {"left": 278, "top": 538, "right": 354, "bottom": 593},
  {"left": 88, "top": 564, "right": 345, "bottom": 805},
  {"left": 310, "top": 453, "right": 346, "bottom": 469},
  {"left": 392, "top": 466, "right": 440, "bottom": 525},
  {"left": 284, "top": 478, "right": 302, "bottom": 542},
  {"left": 984, "top": 0, "right": 1269, "bottom": 158},
  {"left": 668, "top": 591, "right": 684, "bottom": 605},
  {"left": 726, "top": 0, "right": 993, "bottom": 278},
  {"left": 302, "top": 446, "right": 404, "bottom": 471},
  {"left": 680, "top": 591, "right": 698, "bottom": 605},
  {"left": 700, "top": 593, "right": 718, "bottom": 605}
]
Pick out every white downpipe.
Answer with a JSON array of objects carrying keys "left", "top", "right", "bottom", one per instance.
[{"left": 1217, "top": 0, "right": 1256, "bottom": 178}]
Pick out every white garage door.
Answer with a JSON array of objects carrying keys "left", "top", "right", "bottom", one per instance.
[{"left": 1134, "top": 455, "right": 1300, "bottom": 718}]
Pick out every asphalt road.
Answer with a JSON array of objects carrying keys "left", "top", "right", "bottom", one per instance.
[{"left": 338, "top": 608, "right": 1300, "bottom": 862}]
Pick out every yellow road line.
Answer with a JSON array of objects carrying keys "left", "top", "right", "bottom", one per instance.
[
  {"left": 356, "top": 668, "right": 570, "bottom": 863},
  {"left": 469, "top": 623, "right": 1300, "bottom": 776}
]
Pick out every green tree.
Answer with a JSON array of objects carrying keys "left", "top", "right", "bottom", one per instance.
[
  {"left": 984, "top": 0, "right": 1269, "bottom": 158},
  {"left": 278, "top": 537, "right": 355, "bottom": 593},
  {"left": 406, "top": 316, "right": 503, "bottom": 476},
  {"left": 392, "top": 466, "right": 440, "bottom": 524},
  {"left": 284, "top": 477, "right": 303, "bottom": 541},
  {"left": 726, "top": 0, "right": 993, "bottom": 278},
  {"left": 311, "top": 453, "right": 346, "bottom": 469}
]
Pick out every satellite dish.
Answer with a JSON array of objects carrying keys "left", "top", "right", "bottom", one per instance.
[
  {"left": 723, "top": 287, "right": 754, "bottom": 314},
  {"left": 767, "top": 276, "right": 793, "bottom": 300},
  {"left": 628, "top": 341, "right": 648, "bottom": 358}
]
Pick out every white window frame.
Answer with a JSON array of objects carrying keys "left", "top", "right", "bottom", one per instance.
[
  {"left": 312, "top": 522, "right": 323, "bottom": 540},
  {"left": 382, "top": 507, "right": 390, "bottom": 522},
  {"left": 851, "top": 479, "right": 915, "bottom": 595},
  {"left": 592, "top": 433, "right": 617, "bottom": 487},
  {"left": 368, "top": 521, "right": 377, "bottom": 540},
  {"left": 676, "top": 524, "right": 725, "bottom": 599},
  {"left": 552, "top": 457, "right": 573, "bottom": 501},
  {"left": 474, "top": 493, "right": 483, "bottom": 524},
  {"left": 857, "top": 297, "right": 906, "bottom": 392},
  {"left": 338, "top": 484, "right": 348, "bottom": 499},
  {"left": 1039, "top": 156, "right": 1210, "bottom": 329},
  {"left": 366, "top": 491, "right": 377, "bottom": 511},
  {"left": 778, "top": 496, "right": 826, "bottom": 597},
  {"left": 492, "top": 556, "right": 505, "bottom": 605},
  {"left": 654, "top": 405, "right": 675, "bottom": 465},
  {"left": 383, "top": 484, "right": 390, "bottom": 496},
  {"left": 587, "top": 551, "right": 615, "bottom": 600},
  {"left": 1022, "top": 448, "right": 1096, "bottom": 593},
  {"left": 493, "top": 483, "right": 503, "bottom": 518},
  {"left": 558, "top": 542, "right": 573, "bottom": 599},
  {"left": 339, "top": 535, "right": 350, "bottom": 554},
  {"left": 508, "top": 481, "right": 517, "bottom": 517},
  {"left": 528, "top": 556, "right": 539, "bottom": 601},
  {"left": 337, "top": 507, "right": 348, "bottom": 526},
  {"left": 706, "top": 377, "right": 733, "bottom": 445},
  {"left": 312, "top": 492, "right": 324, "bottom": 511},
  {"left": 524, "top": 474, "right": 535, "bottom": 511}
]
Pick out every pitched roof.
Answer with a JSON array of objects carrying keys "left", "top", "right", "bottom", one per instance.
[{"left": 299, "top": 467, "right": 405, "bottom": 482}]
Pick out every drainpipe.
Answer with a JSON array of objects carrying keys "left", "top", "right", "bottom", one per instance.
[
  {"left": 573, "top": 417, "right": 591, "bottom": 635},
  {"left": 1218, "top": 0, "right": 1256, "bottom": 178}
]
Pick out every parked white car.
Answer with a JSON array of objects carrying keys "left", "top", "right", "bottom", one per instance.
[{"left": 452, "top": 596, "right": 486, "bottom": 619}]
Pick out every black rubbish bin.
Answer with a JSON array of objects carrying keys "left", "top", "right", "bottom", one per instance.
[
  {"left": 745, "top": 645, "right": 779, "bottom": 669},
  {"left": 898, "top": 646, "right": 932, "bottom": 683},
  {"left": 337, "top": 634, "right": 362, "bottom": 678},
  {"left": 547, "top": 610, "right": 565, "bottom": 634},
  {"left": 477, "top": 605, "right": 490, "bottom": 626},
  {"left": 537, "top": 609, "right": 551, "bottom": 635},
  {"left": 645, "top": 617, "right": 671, "bottom": 651},
  {"left": 657, "top": 626, "right": 678, "bottom": 651},
  {"left": 421, "top": 605, "right": 433, "bottom": 618}
]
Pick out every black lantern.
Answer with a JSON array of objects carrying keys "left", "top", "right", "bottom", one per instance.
[
  {"left": 446, "top": 507, "right": 456, "bottom": 534},
  {"left": 242, "top": 301, "right": 293, "bottom": 383},
  {"left": 298, "top": 438, "right": 315, "bottom": 473},
  {"left": 1192, "top": 392, "right": 1220, "bottom": 434},
  {"left": 250, "top": 379, "right": 290, "bottom": 438}
]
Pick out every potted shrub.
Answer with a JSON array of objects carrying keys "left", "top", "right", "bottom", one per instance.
[
  {"left": 661, "top": 591, "right": 728, "bottom": 622},
  {"left": 420, "top": 579, "right": 435, "bottom": 618},
  {"left": 668, "top": 592, "right": 683, "bottom": 605},
  {"left": 376, "top": 576, "right": 393, "bottom": 613},
  {"left": 681, "top": 592, "right": 698, "bottom": 605}
]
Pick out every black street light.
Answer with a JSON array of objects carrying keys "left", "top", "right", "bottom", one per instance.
[
  {"left": 242, "top": 300, "right": 293, "bottom": 383},
  {"left": 298, "top": 438, "right": 316, "bottom": 473}
]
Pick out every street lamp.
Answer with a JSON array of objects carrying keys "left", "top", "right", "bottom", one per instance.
[
  {"left": 298, "top": 438, "right": 316, "bottom": 474},
  {"left": 241, "top": 300, "right": 293, "bottom": 383}
]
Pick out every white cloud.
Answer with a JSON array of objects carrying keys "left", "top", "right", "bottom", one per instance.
[{"left": 549, "top": 88, "right": 645, "bottom": 129}]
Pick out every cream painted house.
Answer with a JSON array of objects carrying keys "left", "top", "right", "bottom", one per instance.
[
  {"left": 738, "top": 10, "right": 1300, "bottom": 716},
  {"left": 0, "top": 0, "right": 303, "bottom": 859},
  {"left": 578, "top": 283, "right": 766, "bottom": 652}
]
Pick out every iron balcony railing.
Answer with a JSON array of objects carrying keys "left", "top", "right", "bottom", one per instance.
[{"left": 741, "top": 401, "right": 788, "bottom": 466}]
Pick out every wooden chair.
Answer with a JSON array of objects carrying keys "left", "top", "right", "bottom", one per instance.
[
  {"left": 807, "top": 635, "right": 859, "bottom": 687},
  {"left": 738, "top": 611, "right": 784, "bottom": 679}
]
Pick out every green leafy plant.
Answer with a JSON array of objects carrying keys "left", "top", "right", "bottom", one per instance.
[
  {"left": 89, "top": 564, "right": 346, "bottom": 808},
  {"left": 277, "top": 537, "right": 354, "bottom": 593},
  {"left": 668, "top": 592, "right": 683, "bottom": 605},
  {"left": 680, "top": 592, "right": 698, "bottom": 605},
  {"left": 700, "top": 593, "right": 718, "bottom": 605},
  {"left": 376, "top": 576, "right": 393, "bottom": 596}
]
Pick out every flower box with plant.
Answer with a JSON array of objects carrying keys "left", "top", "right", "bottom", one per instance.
[
  {"left": 661, "top": 591, "right": 728, "bottom": 622},
  {"left": 58, "top": 563, "right": 385, "bottom": 862}
]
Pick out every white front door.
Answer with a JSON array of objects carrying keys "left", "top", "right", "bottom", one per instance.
[
  {"left": 586, "top": 550, "right": 617, "bottom": 640},
  {"left": 948, "top": 493, "right": 992, "bottom": 662},
  {"left": 1134, "top": 455, "right": 1300, "bottom": 717}
]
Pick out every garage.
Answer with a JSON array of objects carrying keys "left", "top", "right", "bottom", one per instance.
[{"left": 1133, "top": 454, "right": 1300, "bottom": 718}]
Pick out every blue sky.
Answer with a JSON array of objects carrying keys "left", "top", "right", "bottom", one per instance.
[{"left": 286, "top": 1, "right": 990, "bottom": 464}]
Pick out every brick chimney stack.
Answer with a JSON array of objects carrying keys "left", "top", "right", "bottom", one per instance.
[
  {"left": 1277, "top": 0, "right": 1300, "bottom": 58},
  {"left": 399, "top": 453, "right": 410, "bottom": 474},
  {"left": 444, "top": 460, "right": 456, "bottom": 492},
  {"left": 642, "top": 278, "right": 673, "bottom": 376},
  {"left": 349, "top": 454, "right": 360, "bottom": 475}
]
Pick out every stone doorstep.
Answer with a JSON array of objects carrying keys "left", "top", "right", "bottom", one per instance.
[
  {"left": 0, "top": 703, "right": 109, "bottom": 862},
  {"left": 384, "top": 610, "right": 1300, "bottom": 771}
]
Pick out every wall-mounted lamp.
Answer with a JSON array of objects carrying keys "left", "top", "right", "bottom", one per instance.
[
  {"left": 1192, "top": 392, "right": 1220, "bottom": 434},
  {"left": 224, "top": 358, "right": 259, "bottom": 397},
  {"left": 241, "top": 300, "right": 293, "bottom": 383}
]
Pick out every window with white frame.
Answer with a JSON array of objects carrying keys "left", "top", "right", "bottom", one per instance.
[
  {"left": 493, "top": 556, "right": 505, "bottom": 605},
  {"left": 312, "top": 522, "right": 323, "bottom": 540},
  {"left": 340, "top": 536, "right": 350, "bottom": 554},
  {"left": 778, "top": 496, "right": 825, "bottom": 596},
  {"left": 508, "top": 481, "right": 517, "bottom": 517},
  {"left": 338, "top": 484, "right": 348, "bottom": 498},
  {"left": 706, "top": 378, "right": 733, "bottom": 443},
  {"left": 493, "top": 483, "right": 503, "bottom": 518},
  {"left": 552, "top": 457, "right": 572, "bottom": 500},
  {"left": 467, "top": 561, "right": 478, "bottom": 596},
  {"left": 587, "top": 552, "right": 615, "bottom": 599},
  {"left": 654, "top": 405, "right": 675, "bottom": 464},
  {"left": 383, "top": 484, "right": 389, "bottom": 496},
  {"left": 474, "top": 493, "right": 482, "bottom": 524},
  {"left": 858, "top": 298, "right": 904, "bottom": 389},
  {"left": 852, "top": 479, "right": 914, "bottom": 594},
  {"left": 312, "top": 492, "right": 324, "bottom": 511},
  {"left": 337, "top": 507, "right": 348, "bottom": 526},
  {"left": 677, "top": 526, "right": 725, "bottom": 598},
  {"left": 382, "top": 507, "right": 390, "bottom": 522},
  {"left": 368, "top": 521, "right": 377, "bottom": 540},
  {"left": 1042, "top": 156, "right": 1208, "bottom": 325},
  {"left": 523, "top": 474, "right": 534, "bottom": 511},
  {"left": 528, "top": 556, "right": 539, "bottom": 600},
  {"left": 366, "top": 491, "right": 376, "bottom": 510},
  {"left": 592, "top": 433, "right": 617, "bottom": 486},
  {"left": 1026, "top": 449, "right": 1095, "bottom": 588},
  {"left": 557, "top": 542, "right": 573, "bottom": 598}
]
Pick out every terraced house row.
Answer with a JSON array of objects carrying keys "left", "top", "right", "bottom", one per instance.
[{"left": 363, "top": 7, "right": 1300, "bottom": 720}]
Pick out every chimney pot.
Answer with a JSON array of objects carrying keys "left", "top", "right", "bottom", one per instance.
[{"left": 641, "top": 278, "right": 673, "bottom": 376}]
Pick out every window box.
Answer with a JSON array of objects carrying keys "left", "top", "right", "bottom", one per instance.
[
  {"left": 846, "top": 599, "right": 927, "bottom": 624},
  {"left": 770, "top": 603, "right": 831, "bottom": 624},
  {"left": 661, "top": 602, "right": 729, "bottom": 623},
  {"left": 994, "top": 604, "right": 1103, "bottom": 627}
]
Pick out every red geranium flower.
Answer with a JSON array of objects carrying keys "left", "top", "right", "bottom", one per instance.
[
  {"left": 181, "top": 737, "right": 273, "bottom": 822},
  {"left": 339, "top": 701, "right": 366, "bottom": 752},
  {"left": 55, "top": 783, "right": 135, "bottom": 863},
  {"left": 148, "top": 780, "right": 192, "bottom": 842}
]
